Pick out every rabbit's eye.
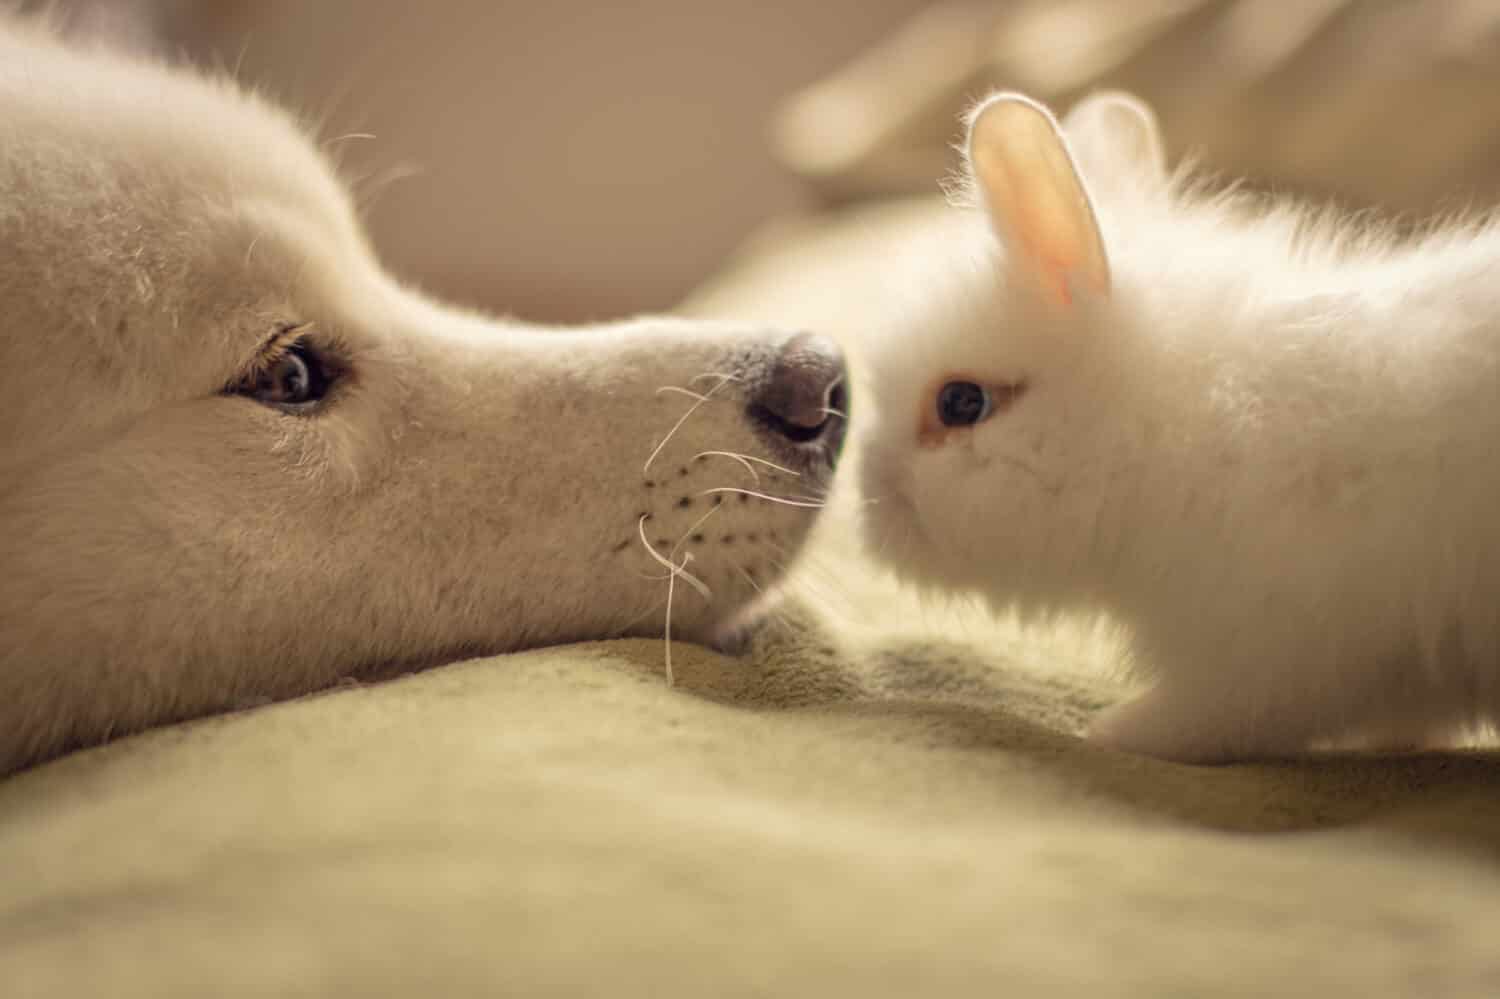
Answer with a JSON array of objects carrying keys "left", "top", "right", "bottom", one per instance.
[
  {"left": 937, "top": 381, "right": 992, "bottom": 427},
  {"left": 925, "top": 378, "right": 1027, "bottom": 440}
]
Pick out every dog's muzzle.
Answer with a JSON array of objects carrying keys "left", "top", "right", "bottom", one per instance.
[{"left": 747, "top": 333, "right": 848, "bottom": 478}]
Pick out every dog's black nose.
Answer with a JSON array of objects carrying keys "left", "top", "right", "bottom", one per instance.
[{"left": 750, "top": 333, "right": 848, "bottom": 465}]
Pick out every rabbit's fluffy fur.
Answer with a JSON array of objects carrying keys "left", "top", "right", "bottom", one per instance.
[{"left": 858, "top": 91, "right": 1500, "bottom": 763}]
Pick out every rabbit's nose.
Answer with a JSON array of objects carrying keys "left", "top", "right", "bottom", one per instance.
[{"left": 749, "top": 333, "right": 848, "bottom": 466}]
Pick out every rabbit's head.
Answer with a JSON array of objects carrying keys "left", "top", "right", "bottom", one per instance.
[{"left": 858, "top": 91, "right": 1173, "bottom": 610}]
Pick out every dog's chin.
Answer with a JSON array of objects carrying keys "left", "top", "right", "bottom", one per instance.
[
  {"left": 705, "top": 590, "right": 789, "bottom": 656},
  {"left": 707, "top": 618, "right": 759, "bottom": 658}
]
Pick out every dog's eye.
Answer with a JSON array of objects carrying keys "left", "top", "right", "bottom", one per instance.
[
  {"left": 238, "top": 341, "right": 333, "bottom": 411},
  {"left": 937, "top": 381, "right": 992, "bottom": 427}
]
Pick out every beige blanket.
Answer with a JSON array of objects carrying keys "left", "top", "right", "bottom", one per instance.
[{"left": 5, "top": 199, "right": 1500, "bottom": 997}]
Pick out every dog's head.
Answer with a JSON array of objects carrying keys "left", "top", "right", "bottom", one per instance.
[{"left": 0, "top": 20, "right": 846, "bottom": 770}]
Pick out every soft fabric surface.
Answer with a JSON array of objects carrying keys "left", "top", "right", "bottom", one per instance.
[{"left": 6, "top": 199, "right": 1500, "bottom": 997}]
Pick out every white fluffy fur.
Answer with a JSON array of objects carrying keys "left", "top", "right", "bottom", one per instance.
[
  {"left": 0, "top": 16, "right": 841, "bottom": 773},
  {"left": 858, "top": 89, "right": 1500, "bottom": 763}
]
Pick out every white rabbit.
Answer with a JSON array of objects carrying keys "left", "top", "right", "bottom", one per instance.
[{"left": 856, "top": 89, "right": 1500, "bottom": 763}]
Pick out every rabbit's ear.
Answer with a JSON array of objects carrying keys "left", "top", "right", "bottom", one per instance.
[
  {"left": 1062, "top": 91, "right": 1165, "bottom": 188},
  {"left": 966, "top": 93, "right": 1110, "bottom": 305}
]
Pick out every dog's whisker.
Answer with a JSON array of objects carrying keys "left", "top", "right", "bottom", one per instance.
[
  {"left": 662, "top": 552, "right": 682, "bottom": 687},
  {"left": 697, "top": 487, "right": 825, "bottom": 509},
  {"left": 733, "top": 562, "right": 764, "bottom": 594},
  {"left": 634, "top": 502, "right": 726, "bottom": 688},
  {"left": 656, "top": 385, "right": 714, "bottom": 404},
  {"left": 636, "top": 515, "right": 710, "bottom": 600},
  {"left": 643, "top": 374, "right": 735, "bottom": 475},
  {"left": 764, "top": 556, "right": 804, "bottom": 588},
  {"left": 634, "top": 515, "right": 714, "bottom": 689},
  {"left": 636, "top": 503, "right": 722, "bottom": 582},
  {"left": 635, "top": 561, "right": 711, "bottom": 600},
  {"left": 324, "top": 131, "right": 378, "bottom": 147},
  {"left": 670, "top": 504, "right": 724, "bottom": 563},
  {"left": 694, "top": 451, "right": 758, "bottom": 483},
  {"left": 689, "top": 371, "right": 744, "bottom": 387},
  {"left": 694, "top": 451, "right": 802, "bottom": 481},
  {"left": 619, "top": 596, "right": 667, "bottom": 634}
]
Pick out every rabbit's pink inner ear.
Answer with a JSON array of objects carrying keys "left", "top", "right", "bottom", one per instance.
[{"left": 968, "top": 94, "right": 1111, "bottom": 305}]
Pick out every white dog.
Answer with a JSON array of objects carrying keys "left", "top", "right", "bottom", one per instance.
[{"left": 0, "top": 16, "right": 846, "bottom": 774}]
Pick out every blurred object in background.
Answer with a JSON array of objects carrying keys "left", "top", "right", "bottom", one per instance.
[
  {"left": 31, "top": 0, "right": 1500, "bottom": 320},
  {"left": 776, "top": 0, "right": 1500, "bottom": 219},
  {"left": 35, "top": 0, "right": 934, "bottom": 321},
  {"left": 16, "top": 0, "right": 253, "bottom": 53}
]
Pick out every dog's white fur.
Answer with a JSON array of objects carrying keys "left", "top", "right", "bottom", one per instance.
[
  {"left": 859, "top": 89, "right": 1500, "bottom": 763},
  {"left": 0, "top": 17, "right": 841, "bottom": 773}
]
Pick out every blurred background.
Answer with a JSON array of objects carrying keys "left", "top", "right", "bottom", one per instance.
[{"left": 35, "top": 0, "right": 1500, "bottom": 321}]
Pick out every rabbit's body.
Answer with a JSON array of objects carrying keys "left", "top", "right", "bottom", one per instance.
[{"left": 857, "top": 92, "right": 1500, "bottom": 762}]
